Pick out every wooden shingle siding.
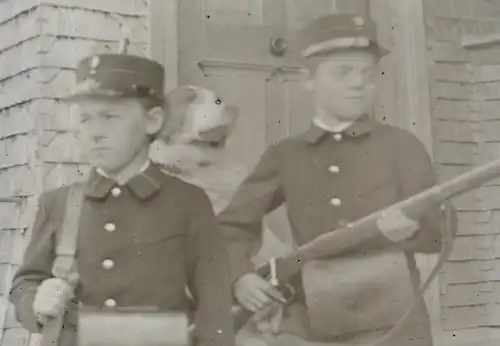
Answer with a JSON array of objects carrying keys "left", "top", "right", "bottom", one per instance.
[
  {"left": 454, "top": 210, "right": 500, "bottom": 236},
  {"left": 0, "top": 1, "right": 150, "bottom": 345},
  {"left": 425, "top": 0, "right": 500, "bottom": 341},
  {"left": 0, "top": 7, "right": 42, "bottom": 345}
]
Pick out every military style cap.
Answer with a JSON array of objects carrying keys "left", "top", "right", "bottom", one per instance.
[
  {"left": 299, "top": 13, "right": 389, "bottom": 59},
  {"left": 62, "top": 38, "right": 165, "bottom": 101}
]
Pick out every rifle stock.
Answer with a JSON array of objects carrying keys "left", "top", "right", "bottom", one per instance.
[
  {"left": 232, "top": 155, "right": 500, "bottom": 328},
  {"left": 40, "top": 314, "right": 66, "bottom": 346}
]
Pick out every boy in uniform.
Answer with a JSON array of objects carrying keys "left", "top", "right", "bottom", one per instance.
[
  {"left": 9, "top": 48, "right": 235, "bottom": 346},
  {"left": 219, "top": 13, "right": 456, "bottom": 346}
]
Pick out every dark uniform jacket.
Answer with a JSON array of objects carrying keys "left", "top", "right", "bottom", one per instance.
[
  {"left": 10, "top": 163, "right": 235, "bottom": 346},
  {"left": 218, "top": 115, "right": 457, "bottom": 345}
]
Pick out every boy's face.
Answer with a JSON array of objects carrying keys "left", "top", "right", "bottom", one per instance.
[
  {"left": 75, "top": 97, "right": 163, "bottom": 173},
  {"left": 307, "top": 50, "right": 377, "bottom": 121}
]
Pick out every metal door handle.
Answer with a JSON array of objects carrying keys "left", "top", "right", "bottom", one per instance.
[{"left": 270, "top": 38, "right": 288, "bottom": 56}]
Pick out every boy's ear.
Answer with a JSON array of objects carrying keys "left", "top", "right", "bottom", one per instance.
[{"left": 146, "top": 106, "right": 165, "bottom": 137}]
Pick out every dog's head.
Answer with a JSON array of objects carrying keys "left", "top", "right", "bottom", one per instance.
[
  {"left": 160, "top": 85, "right": 239, "bottom": 146},
  {"left": 151, "top": 86, "right": 240, "bottom": 171}
]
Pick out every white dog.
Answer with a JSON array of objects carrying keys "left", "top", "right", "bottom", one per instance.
[{"left": 150, "top": 85, "right": 248, "bottom": 214}]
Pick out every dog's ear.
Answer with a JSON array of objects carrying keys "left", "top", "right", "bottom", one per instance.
[
  {"left": 160, "top": 86, "right": 199, "bottom": 142},
  {"left": 165, "top": 85, "right": 198, "bottom": 107}
]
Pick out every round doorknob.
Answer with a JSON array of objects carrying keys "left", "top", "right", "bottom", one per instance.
[{"left": 270, "top": 38, "right": 288, "bottom": 56}]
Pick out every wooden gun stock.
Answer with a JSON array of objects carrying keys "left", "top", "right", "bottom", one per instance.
[{"left": 232, "top": 155, "right": 500, "bottom": 328}]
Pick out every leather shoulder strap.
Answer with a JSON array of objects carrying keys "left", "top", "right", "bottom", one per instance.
[
  {"left": 41, "top": 184, "right": 85, "bottom": 346},
  {"left": 371, "top": 203, "right": 455, "bottom": 345},
  {"left": 52, "top": 184, "right": 85, "bottom": 278}
]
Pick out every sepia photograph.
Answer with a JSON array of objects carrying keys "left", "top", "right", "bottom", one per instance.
[{"left": 0, "top": 0, "right": 500, "bottom": 345}]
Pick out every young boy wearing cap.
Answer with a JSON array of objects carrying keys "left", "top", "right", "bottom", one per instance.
[
  {"left": 218, "top": 14, "right": 456, "bottom": 346},
  {"left": 9, "top": 51, "right": 235, "bottom": 346}
]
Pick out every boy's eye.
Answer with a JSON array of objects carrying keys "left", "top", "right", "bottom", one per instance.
[
  {"left": 191, "top": 140, "right": 221, "bottom": 148},
  {"left": 208, "top": 141, "right": 221, "bottom": 148},
  {"left": 339, "top": 67, "right": 353, "bottom": 76}
]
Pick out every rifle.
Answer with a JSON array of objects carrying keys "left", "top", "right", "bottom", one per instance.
[{"left": 232, "top": 155, "right": 500, "bottom": 331}]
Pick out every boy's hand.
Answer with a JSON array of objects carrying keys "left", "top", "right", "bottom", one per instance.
[
  {"left": 376, "top": 208, "right": 420, "bottom": 243},
  {"left": 233, "top": 273, "right": 286, "bottom": 312},
  {"left": 33, "top": 277, "right": 76, "bottom": 325}
]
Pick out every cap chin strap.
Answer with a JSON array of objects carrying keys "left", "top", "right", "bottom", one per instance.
[{"left": 302, "top": 37, "right": 370, "bottom": 58}]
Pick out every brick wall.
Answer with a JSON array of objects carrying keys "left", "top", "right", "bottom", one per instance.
[
  {"left": 424, "top": 0, "right": 500, "bottom": 344},
  {"left": 0, "top": 1, "right": 150, "bottom": 345}
]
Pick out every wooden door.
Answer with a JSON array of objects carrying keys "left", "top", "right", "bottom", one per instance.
[{"left": 177, "top": 0, "right": 395, "bottom": 260}]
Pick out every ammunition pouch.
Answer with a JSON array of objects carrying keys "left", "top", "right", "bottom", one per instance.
[
  {"left": 302, "top": 250, "right": 416, "bottom": 338},
  {"left": 77, "top": 308, "right": 190, "bottom": 346}
]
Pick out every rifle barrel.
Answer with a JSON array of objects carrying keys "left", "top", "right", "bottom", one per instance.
[{"left": 296, "top": 156, "right": 500, "bottom": 262}]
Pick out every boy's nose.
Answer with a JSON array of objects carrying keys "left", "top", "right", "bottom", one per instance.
[
  {"left": 349, "top": 74, "right": 364, "bottom": 88},
  {"left": 92, "top": 134, "right": 106, "bottom": 143}
]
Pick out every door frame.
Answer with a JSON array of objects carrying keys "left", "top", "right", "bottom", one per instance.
[
  {"left": 147, "top": 0, "right": 440, "bottom": 339},
  {"left": 149, "top": 0, "right": 179, "bottom": 93}
]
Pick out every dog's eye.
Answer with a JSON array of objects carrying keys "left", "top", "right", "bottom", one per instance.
[{"left": 215, "top": 98, "right": 222, "bottom": 105}]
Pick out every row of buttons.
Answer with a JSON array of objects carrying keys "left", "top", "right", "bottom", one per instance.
[
  {"left": 104, "top": 184, "right": 226, "bottom": 336},
  {"left": 102, "top": 187, "right": 121, "bottom": 309},
  {"left": 330, "top": 134, "right": 346, "bottom": 227},
  {"left": 330, "top": 134, "right": 348, "bottom": 226},
  {"left": 328, "top": 133, "right": 342, "bottom": 206},
  {"left": 328, "top": 163, "right": 341, "bottom": 206}
]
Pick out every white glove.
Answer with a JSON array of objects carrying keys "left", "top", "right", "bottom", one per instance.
[{"left": 33, "top": 276, "right": 77, "bottom": 326}]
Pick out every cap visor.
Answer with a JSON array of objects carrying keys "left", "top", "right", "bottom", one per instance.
[{"left": 301, "top": 37, "right": 390, "bottom": 59}]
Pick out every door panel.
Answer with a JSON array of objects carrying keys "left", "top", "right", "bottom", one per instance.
[
  {"left": 286, "top": 0, "right": 337, "bottom": 29},
  {"left": 205, "top": 0, "right": 264, "bottom": 25},
  {"left": 202, "top": 74, "right": 268, "bottom": 168}
]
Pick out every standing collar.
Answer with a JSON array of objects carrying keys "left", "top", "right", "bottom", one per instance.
[
  {"left": 95, "top": 160, "right": 151, "bottom": 183},
  {"left": 84, "top": 162, "right": 167, "bottom": 200},
  {"left": 303, "top": 114, "right": 374, "bottom": 145}
]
